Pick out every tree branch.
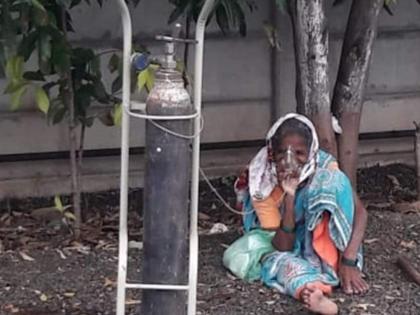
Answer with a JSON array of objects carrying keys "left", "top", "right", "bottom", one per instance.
[{"left": 396, "top": 255, "right": 420, "bottom": 285}]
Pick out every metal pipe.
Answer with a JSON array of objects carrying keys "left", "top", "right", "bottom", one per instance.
[
  {"left": 116, "top": 0, "right": 132, "bottom": 314},
  {"left": 126, "top": 283, "right": 190, "bottom": 290},
  {"left": 188, "top": 1, "right": 216, "bottom": 314}
]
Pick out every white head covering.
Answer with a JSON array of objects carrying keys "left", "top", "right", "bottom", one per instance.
[{"left": 249, "top": 113, "right": 319, "bottom": 200}]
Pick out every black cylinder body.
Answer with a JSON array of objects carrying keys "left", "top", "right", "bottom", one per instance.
[{"left": 141, "top": 69, "right": 192, "bottom": 315}]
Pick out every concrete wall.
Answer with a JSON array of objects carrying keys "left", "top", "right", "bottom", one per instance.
[{"left": 0, "top": 1, "right": 419, "bottom": 197}]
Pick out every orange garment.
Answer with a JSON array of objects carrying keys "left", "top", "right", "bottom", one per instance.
[
  {"left": 252, "top": 187, "right": 284, "bottom": 230},
  {"left": 295, "top": 214, "right": 338, "bottom": 299},
  {"left": 313, "top": 213, "right": 339, "bottom": 272}
]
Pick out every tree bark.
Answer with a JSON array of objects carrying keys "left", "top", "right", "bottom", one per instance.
[
  {"left": 61, "top": 8, "right": 82, "bottom": 239},
  {"left": 332, "top": 0, "right": 384, "bottom": 186},
  {"left": 396, "top": 255, "right": 420, "bottom": 286},
  {"left": 415, "top": 122, "right": 420, "bottom": 200},
  {"left": 288, "top": 0, "right": 337, "bottom": 156}
]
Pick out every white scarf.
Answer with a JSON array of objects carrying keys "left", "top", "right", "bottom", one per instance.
[{"left": 249, "top": 113, "right": 319, "bottom": 200}]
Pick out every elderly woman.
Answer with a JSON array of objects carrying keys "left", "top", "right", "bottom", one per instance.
[{"left": 223, "top": 114, "right": 367, "bottom": 315}]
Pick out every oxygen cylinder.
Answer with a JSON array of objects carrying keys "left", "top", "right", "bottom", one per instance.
[{"left": 141, "top": 29, "right": 192, "bottom": 315}]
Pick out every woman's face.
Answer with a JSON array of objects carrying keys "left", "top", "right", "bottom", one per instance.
[{"left": 274, "top": 133, "right": 309, "bottom": 181}]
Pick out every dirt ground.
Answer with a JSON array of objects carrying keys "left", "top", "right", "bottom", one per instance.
[{"left": 0, "top": 164, "right": 419, "bottom": 315}]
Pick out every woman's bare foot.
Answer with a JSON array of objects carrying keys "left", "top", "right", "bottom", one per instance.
[{"left": 301, "top": 283, "right": 338, "bottom": 315}]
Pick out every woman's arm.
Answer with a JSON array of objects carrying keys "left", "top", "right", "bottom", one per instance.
[
  {"left": 272, "top": 194, "right": 296, "bottom": 251},
  {"left": 339, "top": 193, "right": 369, "bottom": 295},
  {"left": 344, "top": 194, "right": 368, "bottom": 259},
  {"left": 271, "top": 177, "right": 299, "bottom": 251}
]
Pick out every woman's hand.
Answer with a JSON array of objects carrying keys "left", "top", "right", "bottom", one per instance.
[{"left": 281, "top": 177, "right": 299, "bottom": 197}]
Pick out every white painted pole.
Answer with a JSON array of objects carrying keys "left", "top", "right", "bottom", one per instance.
[
  {"left": 116, "top": 0, "right": 132, "bottom": 314},
  {"left": 188, "top": 1, "right": 216, "bottom": 315}
]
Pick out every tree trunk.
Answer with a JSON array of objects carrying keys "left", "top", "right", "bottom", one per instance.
[
  {"left": 288, "top": 0, "right": 337, "bottom": 156},
  {"left": 61, "top": 8, "right": 82, "bottom": 239},
  {"left": 69, "top": 101, "right": 81, "bottom": 239},
  {"left": 415, "top": 122, "right": 420, "bottom": 200},
  {"left": 332, "top": 0, "right": 384, "bottom": 186}
]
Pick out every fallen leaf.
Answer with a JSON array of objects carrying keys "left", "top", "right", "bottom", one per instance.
[
  {"left": 104, "top": 277, "right": 117, "bottom": 288},
  {"left": 19, "top": 251, "right": 35, "bottom": 261},
  {"left": 400, "top": 240, "right": 416, "bottom": 249},
  {"left": 3, "top": 304, "right": 20, "bottom": 313},
  {"left": 63, "top": 292, "right": 76, "bottom": 298},
  {"left": 355, "top": 303, "right": 375, "bottom": 311},
  {"left": 394, "top": 201, "right": 420, "bottom": 214},
  {"left": 226, "top": 272, "right": 237, "bottom": 281},
  {"left": 125, "top": 298, "right": 141, "bottom": 305},
  {"left": 387, "top": 175, "right": 401, "bottom": 189},
  {"left": 64, "top": 211, "right": 77, "bottom": 221},
  {"left": 128, "top": 240, "right": 143, "bottom": 250},
  {"left": 198, "top": 212, "right": 211, "bottom": 221},
  {"left": 56, "top": 249, "right": 67, "bottom": 259},
  {"left": 209, "top": 223, "right": 228, "bottom": 235},
  {"left": 66, "top": 241, "right": 90, "bottom": 254},
  {"left": 364, "top": 238, "right": 379, "bottom": 244},
  {"left": 40, "top": 293, "right": 48, "bottom": 302}
]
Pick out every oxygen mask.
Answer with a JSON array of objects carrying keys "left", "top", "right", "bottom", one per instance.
[{"left": 281, "top": 145, "right": 300, "bottom": 176}]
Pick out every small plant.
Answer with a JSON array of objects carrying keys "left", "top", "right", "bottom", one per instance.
[{"left": 0, "top": 0, "right": 142, "bottom": 239}]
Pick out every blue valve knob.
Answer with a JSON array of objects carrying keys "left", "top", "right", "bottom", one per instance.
[{"left": 131, "top": 52, "right": 150, "bottom": 71}]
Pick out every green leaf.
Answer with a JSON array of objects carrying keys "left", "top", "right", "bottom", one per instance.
[
  {"left": 111, "top": 75, "right": 122, "bottom": 94},
  {"left": 108, "top": 53, "right": 120, "bottom": 73},
  {"left": 32, "top": 0, "right": 49, "bottom": 26},
  {"left": 129, "top": 0, "right": 142, "bottom": 7},
  {"left": 57, "top": 0, "right": 72, "bottom": 7},
  {"left": 54, "top": 195, "right": 64, "bottom": 211},
  {"left": 31, "top": 0, "right": 47, "bottom": 11},
  {"left": 51, "top": 41, "right": 71, "bottom": 75},
  {"left": 4, "top": 81, "right": 28, "bottom": 94},
  {"left": 90, "top": 56, "right": 101, "bottom": 78},
  {"left": 5, "top": 56, "right": 24, "bottom": 80},
  {"left": 145, "top": 68, "right": 155, "bottom": 92},
  {"left": 168, "top": 0, "right": 190, "bottom": 24},
  {"left": 383, "top": 3, "right": 394, "bottom": 15},
  {"left": 10, "top": 85, "right": 28, "bottom": 111},
  {"left": 47, "top": 98, "right": 67, "bottom": 125},
  {"left": 18, "top": 31, "right": 40, "bottom": 61},
  {"left": 35, "top": 86, "right": 50, "bottom": 114},
  {"left": 72, "top": 47, "right": 95, "bottom": 66},
  {"left": 137, "top": 69, "right": 148, "bottom": 92},
  {"left": 38, "top": 33, "right": 52, "bottom": 74},
  {"left": 23, "top": 71, "right": 45, "bottom": 81},
  {"left": 112, "top": 103, "right": 122, "bottom": 126},
  {"left": 216, "top": 4, "right": 230, "bottom": 35},
  {"left": 70, "top": 0, "right": 83, "bottom": 8},
  {"left": 332, "top": 0, "right": 347, "bottom": 6},
  {"left": 93, "top": 80, "right": 108, "bottom": 103},
  {"left": 232, "top": 2, "right": 247, "bottom": 36},
  {"left": 64, "top": 211, "right": 76, "bottom": 221}
]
